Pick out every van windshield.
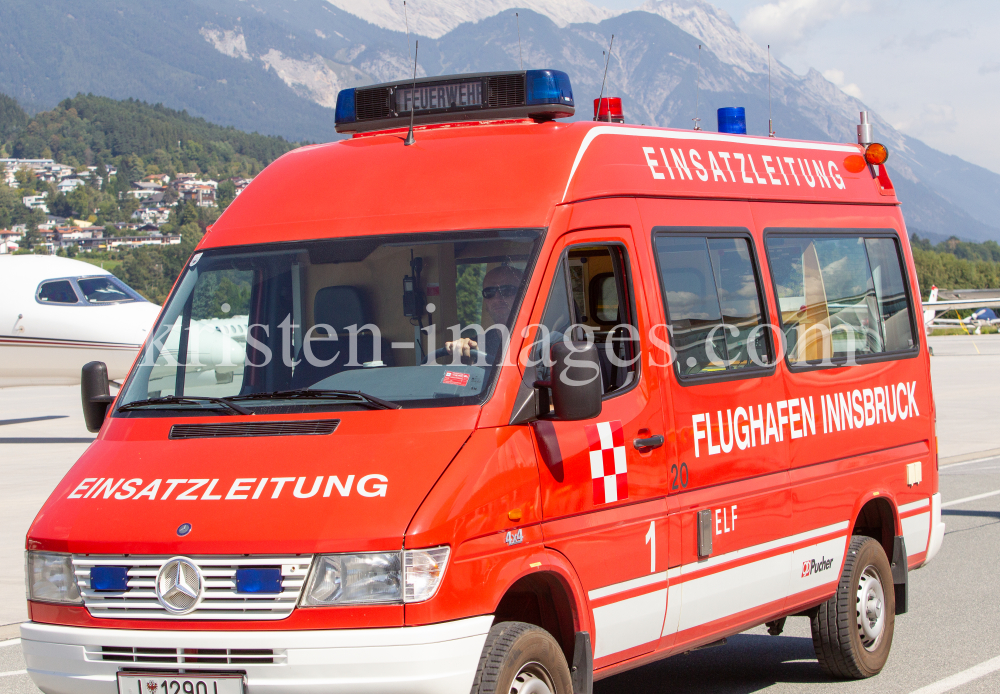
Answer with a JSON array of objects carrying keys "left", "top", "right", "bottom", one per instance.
[{"left": 116, "top": 229, "right": 541, "bottom": 414}]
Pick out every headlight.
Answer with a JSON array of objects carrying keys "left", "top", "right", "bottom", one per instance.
[
  {"left": 25, "top": 552, "right": 82, "bottom": 604},
  {"left": 301, "top": 546, "right": 450, "bottom": 606},
  {"left": 302, "top": 552, "right": 402, "bottom": 606}
]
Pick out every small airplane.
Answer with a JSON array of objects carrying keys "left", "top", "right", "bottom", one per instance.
[
  {"left": 922, "top": 285, "right": 1000, "bottom": 334},
  {"left": 0, "top": 255, "right": 161, "bottom": 387}
]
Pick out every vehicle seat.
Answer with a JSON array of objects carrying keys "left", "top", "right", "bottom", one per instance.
[
  {"left": 291, "top": 286, "right": 390, "bottom": 388},
  {"left": 595, "top": 325, "right": 634, "bottom": 394}
]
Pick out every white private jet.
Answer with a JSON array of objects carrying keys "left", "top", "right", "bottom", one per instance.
[
  {"left": 922, "top": 285, "right": 1000, "bottom": 334},
  {"left": 0, "top": 255, "right": 162, "bottom": 387}
]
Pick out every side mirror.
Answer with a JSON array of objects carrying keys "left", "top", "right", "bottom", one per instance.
[
  {"left": 81, "top": 361, "right": 115, "bottom": 433},
  {"left": 548, "top": 341, "right": 602, "bottom": 421}
]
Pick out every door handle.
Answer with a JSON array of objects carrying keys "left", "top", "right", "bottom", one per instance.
[{"left": 633, "top": 435, "right": 664, "bottom": 450}]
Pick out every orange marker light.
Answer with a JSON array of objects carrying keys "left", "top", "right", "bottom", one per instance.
[
  {"left": 844, "top": 154, "right": 867, "bottom": 173},
  {"left": 865, "top": 143, "right": 889, "bottom": 165},
  {"left": 508, "top": 509, "right": 522, "bottom": 522}
]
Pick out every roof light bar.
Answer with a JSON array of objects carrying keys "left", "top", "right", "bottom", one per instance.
[{"left": 334, "top": 69, "right": 575, "bottom": 134}]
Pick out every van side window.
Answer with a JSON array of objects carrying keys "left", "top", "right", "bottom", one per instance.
[
  {"left": 766, "top": 234, "right": 915, "bottom": 364},
  {"left": 534, "top": 245, "right": 638, "bottom": 396},
  {"left": 654, "top": 235, "right": 769, "bottom": 377},
  {"left": 865, "top": 237, "right": 916, "bottom": 352}
]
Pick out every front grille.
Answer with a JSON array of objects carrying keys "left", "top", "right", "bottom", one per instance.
[
  {"left": 73, "top": 556, "right": 312, "bottom": 620},
  {"left": 88, "top": 645, "right": 286, "bottom": 665},
  {"left": 169, "top": 419, "right": 339, "bottom": 439},
  {"left": 355, "top": 87, "right": 392, "bottom": 120},
  {"left": 487, "top": 74, "right": 525, "bottom": 108}
]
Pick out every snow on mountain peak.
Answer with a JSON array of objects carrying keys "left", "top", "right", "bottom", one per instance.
[
  {"left": 637, "top": 0, "right": 770, "bottom": 73},
  {"left": 324, "top": 0, "right": 613, "bottom": 39}
]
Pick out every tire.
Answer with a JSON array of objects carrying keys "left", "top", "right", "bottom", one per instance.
[
  {"left": 470, "top": 621, "right": 573, "bottom": 694},
  {"left": 811, "top": 535, "right": 896, "bottom": 679}
]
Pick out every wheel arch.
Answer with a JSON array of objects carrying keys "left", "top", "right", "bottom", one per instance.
[
  {"left": 492, "top": 567, "right": 584, "bottom": 666},
  {"left": 850, "top": 495, "right": 898, "bottom": 560}
]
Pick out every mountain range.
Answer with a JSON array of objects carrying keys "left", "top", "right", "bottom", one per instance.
[{"left": 1, "top": 0, "right": 997, "bottom": 243}]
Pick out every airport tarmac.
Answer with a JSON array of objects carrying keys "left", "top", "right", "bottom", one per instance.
[{"left": 1, "top": 334, "right": 999, "bottom": 693}]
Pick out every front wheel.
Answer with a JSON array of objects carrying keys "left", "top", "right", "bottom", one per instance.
[
  {"left": 811, "top": 535, "right": 895, "bottom": 678},
  {"left": 470, "top": 622, "right": 573, "bottom": 694}
]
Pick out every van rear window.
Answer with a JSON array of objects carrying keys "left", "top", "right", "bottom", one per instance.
[{"left": 766, "top": 233, "right": 915, "bottom": 364}]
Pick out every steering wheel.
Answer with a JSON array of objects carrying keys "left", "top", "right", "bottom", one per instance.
[{"left": 431, "top": 346, "right": 485, "bottom": 365}]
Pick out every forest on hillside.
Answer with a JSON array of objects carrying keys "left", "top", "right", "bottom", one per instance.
[
  {"left": 910, "top": 235, "right": 1000, "bottom": 296},
  {"left": 0, "top": 92, "right": 296, "bottom": 232},
  {"left": 0, "top": 92, "right": 300, "bottom": 302}
]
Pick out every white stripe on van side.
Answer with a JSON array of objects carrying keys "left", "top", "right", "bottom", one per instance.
[
  {"left": 587, "top": 525, "right": 850, "bottom": 658},
  {"left": 676, "top": 520, "right": 848, "bottom": 577},
  {"left": 899, "top": 498, "right": 930, "bottom": 514},
  {"left": 561, "top": 126, "right": 860, "bottom": 202},
  {"left": 589, "top": 571, "right": 668, "bottom": 601},
  {"left": 670, "top": 535, "right": 847, "bottom": 635},
  {"left": 588, "top": 520, "right": 847, "bottom": 603}
]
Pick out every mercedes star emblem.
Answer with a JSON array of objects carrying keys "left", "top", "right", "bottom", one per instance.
[{"left": 155, "top": 557, "right": 203, "bottom": 614}]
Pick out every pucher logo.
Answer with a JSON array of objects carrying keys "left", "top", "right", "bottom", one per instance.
[{"left": 801, "top": 556, "right": 834, "bottom": 577}]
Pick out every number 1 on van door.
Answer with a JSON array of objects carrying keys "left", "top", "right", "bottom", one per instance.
[{"left": 645, "top": 521, "right": 655, "bottom": 573}]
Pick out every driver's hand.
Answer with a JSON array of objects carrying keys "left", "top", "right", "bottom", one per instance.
[{"left": 445, "top": 337, "right": 478, "bottom": 358}]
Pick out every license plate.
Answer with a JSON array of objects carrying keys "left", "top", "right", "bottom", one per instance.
[{"left": 117, "top": 672, "right": 245, "bottom": 694}]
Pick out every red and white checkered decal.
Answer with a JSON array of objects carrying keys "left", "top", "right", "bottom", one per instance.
[{"left": 586, "top": 420, "right": 628, "bottom": 504}]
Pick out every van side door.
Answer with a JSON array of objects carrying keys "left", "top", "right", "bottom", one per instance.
[
  {"left": 640, "top": 199, "right": 793, "bottom": 649},
  {"left": 523, "top": 227, "right": 669, "bottom": 669},
  {"left": 757, "top": 210, "right": 932, "bottom": 582}
]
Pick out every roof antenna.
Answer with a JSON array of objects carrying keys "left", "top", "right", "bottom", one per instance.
[
  {"left": 516, "top": 12, "right": 523, "bottom": 70},
  {"left": 403, "top": 1, "right": 412, "bottom": 64},
  {"left": 596, "top": 34, "right": 614, "bottom": 122},
  {"left": 693, "top": 44, "right": 702, "bottom": 130},
  {"left": 768, "top": 45, "right": 776, "bottom": 137},
  {"left": 404, "top": 40, "right": 419, "bottom": 146}
]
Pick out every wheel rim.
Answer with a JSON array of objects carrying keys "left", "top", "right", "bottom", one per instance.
[
  {"left": 856, "top": 565, "right": 886, "bottom": 651},
  {"left": 509, "top": 661, "right": 555, "bottom": 694}
]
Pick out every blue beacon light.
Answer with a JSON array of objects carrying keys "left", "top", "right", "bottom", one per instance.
[
  {"left": 717, "top": 107, "right": 747, "bottom": 135},
  {"left": 525, "top": 70, "right": 574, "bottom": 107},
  {"left": 235, "top": 567, "right": 283, "bottom": 594},
  {"left": 90, "top": 566, "right": 129, "bottom": 592},
  {"left": 335, "top": 88, "right": 357, "bottom": 125}
]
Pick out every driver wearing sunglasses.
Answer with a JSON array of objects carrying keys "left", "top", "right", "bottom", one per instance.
[{"left": 445, "top": 265, "right": 522, "bottom": 360}]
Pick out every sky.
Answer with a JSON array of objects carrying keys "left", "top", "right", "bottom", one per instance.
[{"left": 593, "top": 0, "right": 1000, "bottom": 175}]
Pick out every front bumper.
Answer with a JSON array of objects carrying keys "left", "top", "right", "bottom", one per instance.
[{"left": 21, "top": 616, "right": 493, "bottom": 694}]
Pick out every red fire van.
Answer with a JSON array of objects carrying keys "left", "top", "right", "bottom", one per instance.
[{"left": 22, "top": 69, "right": 943, "bottom": 694}]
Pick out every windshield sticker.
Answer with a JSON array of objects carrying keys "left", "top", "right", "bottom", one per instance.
[
  {"left": 442, "top": 371, "right": 471, "bottom": 386},
  {"left": 66, "top": 475, "right": 388, "bottom": 501}
]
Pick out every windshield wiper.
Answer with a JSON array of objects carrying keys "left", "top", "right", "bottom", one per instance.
[
  {"left": 231, "top": 388, "right": 402, "bottom": 410},
  {"left": 118, "top": 395, "right": 252, "bottom": 416}
]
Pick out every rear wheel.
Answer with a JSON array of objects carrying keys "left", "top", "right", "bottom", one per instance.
[
  {"left": 811, "top": 535, "right": 895, "bottom": 678},
  {"left": 470, "top": 622, "right": 573, "bottom": 694}
]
